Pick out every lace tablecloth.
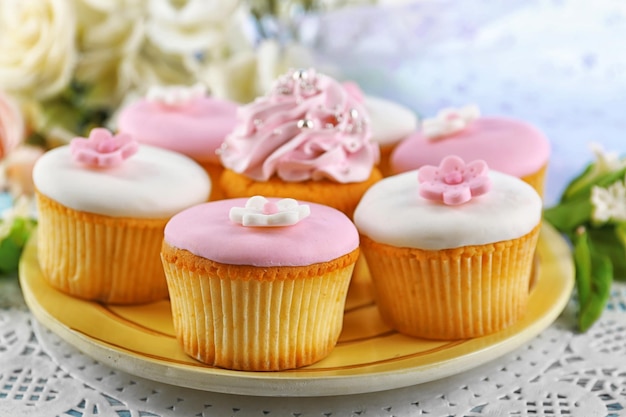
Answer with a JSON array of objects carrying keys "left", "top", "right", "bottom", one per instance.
[
  {"left": 2, "top": 0, "right": 626, "bottom": 415},
  {"left": 0, "top": 276, "right": 625, "bottom": 417}
]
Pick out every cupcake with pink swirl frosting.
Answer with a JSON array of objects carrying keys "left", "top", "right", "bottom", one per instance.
[{"left": 218, "top": 68, "right": 382, "bottom": 218}]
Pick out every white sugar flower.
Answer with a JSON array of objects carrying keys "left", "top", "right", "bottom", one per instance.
[
  {"left": 591, "top": 176, "right": 626, "bottom": 224},
  {"left": 229, "top": 196, "right": 310, "bottom": 227},
  {"left": 422, "top": 104, "right": 480, "bottom": 140},
  {"left": 0, "top": 0, "right": 77, "bottom": 99},
  {"left": 146, "top": 83, "right": 207, "bottom": 106}
]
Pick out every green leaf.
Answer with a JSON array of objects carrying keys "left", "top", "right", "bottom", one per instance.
[
  {"left": 579, "top": 239, "right": 613, "bottom": 332},
  {"left": 572, "top": 229, "right": 613, "bottom": 332},
  {"left": 573, "top": 228, "right": 592, "bottom": 308},
  {"left": 561, "top": 163, "right": 595, "bottom": 202},
  {"left": 562, "top": 164, "right": 626, "bottom": 203},
  {"left": 611, "top": 223, "right": 626, "bottom": 280},
  {"left": 0, "top": 236, "right": 23, "bottom": 274},
  {"left": 543, "top": 198, "right": 593, "bottom": 234},
  {"left": 0, "top": 217, "right": 37, "bottom": 275}
]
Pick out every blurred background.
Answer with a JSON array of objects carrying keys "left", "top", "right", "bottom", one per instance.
[
  {"left": 0, "top": 0, "right": 624, "bottom": 207},
  {"left": 312, "top": 0, "right": 626, "bottom": 206}
]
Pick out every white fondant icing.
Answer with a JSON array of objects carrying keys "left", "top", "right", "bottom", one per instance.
[
  {"left": 33, "top": 145, "right": 211, "bottom": 219},
  {"left": 353, "top": 170, "right": 542, "bottom": 250},
  {"left": 364, "top": 96, "right": 418, "bottom": 146}
]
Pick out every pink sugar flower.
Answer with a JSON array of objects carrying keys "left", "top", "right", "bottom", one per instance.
[
  {"left": 70, "top": 128, "right": 139, "bottom": 168},
  {"left": 418, "top": 155, "right": 491, "bottom": 205}
]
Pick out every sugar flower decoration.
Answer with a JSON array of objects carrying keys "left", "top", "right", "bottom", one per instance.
[
  {"left": 422, "top": 105, "right": 480, "bottom": 140},
  {"left": 146, "top": 83, "right": 207, "bottom": 107},
  {"left": 70, "top": 128, "right": 139, "bottom": 168},
  {"left": 418, "top": 155, "right": 491, "bottom": 205},
  {"left": 229, "top": 196, "right": 310, "bottom": 227},
  {"left": 590, "top": 176, "right": 626, "bottom": 224}
]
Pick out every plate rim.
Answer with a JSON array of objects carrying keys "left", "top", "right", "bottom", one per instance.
[{"left": 20, "top": 223, "right": 575, "bottom": 397}]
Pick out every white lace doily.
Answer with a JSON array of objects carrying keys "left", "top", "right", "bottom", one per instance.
[
  {"left": 1, "top": 278, "right": 625, "bottom": 416},
  {"left": 2, "top": 0, "right": 626, "bottom": 414}
]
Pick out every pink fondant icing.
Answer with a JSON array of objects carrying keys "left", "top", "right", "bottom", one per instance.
[
  {"left": 219, "top": 68, "right": 379, "bottom": 183},
  {"left": 117, "top": 96, "right": 238, "bottom": 164},
  {"left": 70, "top": 128, "right": 138, "bottom": 168},
  {"left": 164, "top": 198, "right": 359, "bottom": 267},
  {"left": 418, "top": 155, "right": 491, "bottom": 205},
  {"left": 390, "top": 116, "right": 550, "bottom": 178}
]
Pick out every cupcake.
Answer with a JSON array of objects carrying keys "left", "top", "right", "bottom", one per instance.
[
  {"left": 32, "top": 128, "right": 211, "bottom": 304},
  {"left": 354, "top": 155, "right": 542, "bottom": 339},
  {"left": 390, "top": 105, "right": 550, "bottom": 196},
  {"left": 116, "top": 83, "right": 237, "bottom": 200},
  {"left": 342, "top": 82, "right": 418, "bottom": 176},
  {"left": 218, "top": 68, "right": 382, "bottom": 218},
  {"left": 161, "top": 196, "right": 359, "bottom": 370}
]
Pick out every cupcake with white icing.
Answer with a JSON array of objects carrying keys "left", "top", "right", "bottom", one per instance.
[
  {"left": 161, "top": 196, "right": 359, "bottom": 370},
  {"left": 354, "top": 155, "right": 542, "bottom": 340},
  {"left": 33, "top": 128, "right": 211, "bottom": 304}
]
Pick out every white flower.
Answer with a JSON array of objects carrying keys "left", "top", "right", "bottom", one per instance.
[
  {"left": 118, "top": 38, "right": 194, "bottom": 96},
  {"left": 422, "top": 104, "right": 480, "bottom": 140},
  {"left": 197, "top": 39, "right": 314, "bottom": 103},
  {"left": 589, "top": 142, "right": 626, "bottom": 176},
  {"left": 79, "top": 0, "right": 145, "bottom": 13},
  {"left": 73, "top": 0, "right": 146, "bottom": 107},
  {"left": 0, "top": 0, "right": 78, "bottom": 99},
  {"left": 146, "top": 83, "right": 207, "bottom": 106},
  {"left": 590, "top": 176, "right": 626, "bottom": 224},
  {"left": 146, "top": 0, "right": 239, "bottom": 54},
  {"left": 229, "top": 196, "right": 310, "bottom": 227}
]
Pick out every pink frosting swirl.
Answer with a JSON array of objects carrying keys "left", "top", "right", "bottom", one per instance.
[
  {"left": 219, "top": 69, "right": 379, "bottom": 183},
  {"left": 70, "top": 128, "right": 139, "bottom": 168},
  {"left": 418, "top": 155, "right": 491, "bottom": 205}
]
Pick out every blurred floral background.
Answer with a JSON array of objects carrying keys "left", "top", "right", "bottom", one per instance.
[
  {"left": 0, "top": 0, "right": 378, "bottom": 150},
  {"left": 0, "top": 0, "right": 386, "bottom": 273}
]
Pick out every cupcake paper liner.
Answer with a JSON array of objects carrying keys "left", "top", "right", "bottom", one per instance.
[
  {"left": 162, "top": 245, "right": 358, "bottom": 371},
  {"left": 36, "top": 192, "right": 169, "bottom": 304},
  {"left": 361, "top": 225, "right": 540, "bottom": 340}
]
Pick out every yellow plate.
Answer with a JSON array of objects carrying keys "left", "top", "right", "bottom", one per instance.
[{"left": 20, "top": 223, "right": 574, "bottom": 397}]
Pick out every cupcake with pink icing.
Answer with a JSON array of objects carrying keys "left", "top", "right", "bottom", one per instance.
[
  {"left": 116, "top": 83, "right": 237, "bottom": 200},
  {"left": 354, "top": 155, "right": 542, "bottom": 340},
  {"left": 390, "top": 105, "right": 550, "bottom": 196},
  {"left": 161, "top": 196, "right": 359, "bottom": 371},
  {"left": 218, "top": 68, "right": 382, "bottom": 218},
  {"left": 33, "top": 128, "right": 211, "bottom": 304}
]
